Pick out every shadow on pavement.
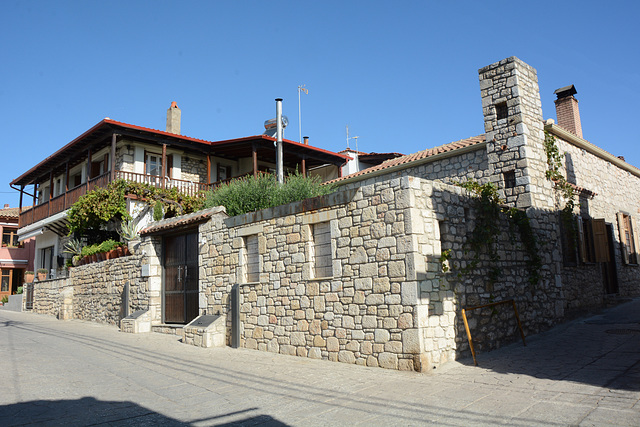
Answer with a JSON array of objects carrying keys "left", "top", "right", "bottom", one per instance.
[
  {"left": 459, "top": 298, "right": 640, "bottom": 391},
  {"left": 0, "top": 397, "right": 288, "bottom": 426}
]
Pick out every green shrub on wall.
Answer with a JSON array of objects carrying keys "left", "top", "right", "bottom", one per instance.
[{"left": 204, "top": 171, "right": 335, "bottom": 217}]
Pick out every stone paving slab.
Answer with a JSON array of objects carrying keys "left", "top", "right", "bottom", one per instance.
[{"left": 1, "top": 298, "right": 639, "bottom": 426}]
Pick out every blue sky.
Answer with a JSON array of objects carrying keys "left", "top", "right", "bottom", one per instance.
[{"left": 1, "top": 1, "right": 638, "bottom": 206}]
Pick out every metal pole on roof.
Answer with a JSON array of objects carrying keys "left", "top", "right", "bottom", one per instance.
[
  {"left": 297, "top": 85, "right": 307, "bottom": 144},
  {"left": 276, "top": 98, "right": 284, "bottom": 184}
]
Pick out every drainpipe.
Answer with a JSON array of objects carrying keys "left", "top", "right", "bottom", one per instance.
[{"left": 276, "top": 98, "right": 284, "bottom": 184}]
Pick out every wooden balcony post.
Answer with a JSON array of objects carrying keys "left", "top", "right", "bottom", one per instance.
[
  {"left": 207, "top": 155, "right": 211, "bottom": 184},
  {"left": 86, "top": 148, "right": 92, "bottom": 192},
  {"left": 252, "top": 144, "right": 258, "bottom": 178},
  {"left": 110, "top": 133, "right": 117, "bottom": 182},
  {"left": 161, "top": 144, "right": 167, "bottom": 189},
  {"left": 64, "top": 161, "right": 69, "bottom": 208},
  {"left": 301, "top": 156, "right": 306, "bottom": 178}
]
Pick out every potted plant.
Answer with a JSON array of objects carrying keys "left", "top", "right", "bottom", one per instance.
[
  {"left": 63, "top": 239, "right": 84, "bottom": 267},
  {"left": 120, "top": 220, "right": 140, "bottom": 255},
  {"left": 24, "top": 271, "right": 34, "bottom": 283},
  {"left": 37, "top": 268, "right": 48, "bottom": 281},
  {"left": 99, "top": 239, "right": 121, "bottom": 260}
]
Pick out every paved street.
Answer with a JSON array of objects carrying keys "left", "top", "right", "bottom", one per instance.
[{"left": 1, "top": 300, "right": 639, "bottom": 426}]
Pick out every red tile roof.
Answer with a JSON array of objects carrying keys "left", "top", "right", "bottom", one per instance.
[
  {"left": 0, "top": 206, "right": 31, "bottom": 220},
  {"left": 328, "top": 135, "right": 486, "bottom": 184},
  {"left": 140, "top": 207, "right": 226, "bottom": 235}
]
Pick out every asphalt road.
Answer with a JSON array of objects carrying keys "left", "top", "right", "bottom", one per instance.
[{"left": 0, "top": 299, "right": 639, "bottom": 426}]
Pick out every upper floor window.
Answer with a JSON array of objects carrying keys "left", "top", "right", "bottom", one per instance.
[
  {"left": 2, "top": 228, "right": 20, "bottom": 248},
  {"left": 146, "top": 154, "right": 161, "bottom": 177}
]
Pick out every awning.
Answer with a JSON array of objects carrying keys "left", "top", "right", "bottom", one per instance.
[{"left": 18, "top": 210, "right": 70, "bottom": 241}]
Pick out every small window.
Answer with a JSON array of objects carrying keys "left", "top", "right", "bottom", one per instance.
[
  {"left": 560, "top": 216, "right": 577, "bottom": 266},
  {"left": 503, "top": 171, "right": 516, "bottom": 189},
  {"left": 495, "top": 102, "right": 508, "bottom": 120},
  {"left": 242, "top": 235, "right": 260, "bottom": 283},
  {"left": 2, "top": 228, "right": 20, "bottom": 248},
  {"left": 311, "top": 222, "right": 332, "bottom": 278},
  {"left": 1, "top": 269, "right": 10, "bottom": 292},
  {"left": 146, "top": 154, "right": 161, "bottom": 177},
  {"left": 617, "top": 213, "right": 639, "bottom": 264}
]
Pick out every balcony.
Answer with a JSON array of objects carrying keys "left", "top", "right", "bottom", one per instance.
[{"left": 18, "top": 171, "right": 215, "bottom": 229}]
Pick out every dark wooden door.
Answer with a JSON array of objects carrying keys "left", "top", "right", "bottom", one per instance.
[
  {"left": 603, "top": 224, "right": 619, "bottom": 294},
  {"left": 164, "top": 232, "right": 199, "bottom": 324}
]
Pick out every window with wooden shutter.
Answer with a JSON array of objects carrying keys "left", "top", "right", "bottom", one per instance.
[
  {"left": 617, "top": 213, "right": 638, "bottom": 265},
  {"left": 591, "top": 218, "right": 610, "bottom": 262}
]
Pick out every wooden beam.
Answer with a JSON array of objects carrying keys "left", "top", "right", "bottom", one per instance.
[
  {"left": 110, "top": 133, "right": 117, "bottom": 182},
  {"left": 161, "top": 144, "right": 167, "bottom": 188},
  {"left": 86, "top": 148, "right": 92, "bottom": 192},
  {"left": 301, "top": 157, "right": 306, "bottom": 177},
  {"left": 207, "top": 155, "right": 211, "bottom": 184},
  {"left": 48, "top": 171, "right": 54, "bottom": 200},
  {"left": 252, "top": 144, "right": 258, "bottom": 178}
]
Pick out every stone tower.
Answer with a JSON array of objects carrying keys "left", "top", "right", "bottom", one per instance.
[{"left": 478, "top": 57, "right": 553, "bottom": 210}]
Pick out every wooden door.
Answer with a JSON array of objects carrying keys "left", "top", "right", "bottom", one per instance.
[{"left": 164, "top": 232, "right": 199, "bottom": 324}]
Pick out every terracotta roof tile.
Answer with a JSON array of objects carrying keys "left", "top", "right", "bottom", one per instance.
[
  {"left": 328, "top": 135, "right": 486, "bottom": 184},
  {"left": 0, "top": 206, "right": 32, "bottom": 220},
  {"left": 140, "top": 207, "right": 226, "bottom": 235}
]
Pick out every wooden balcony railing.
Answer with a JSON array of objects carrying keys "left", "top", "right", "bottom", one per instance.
[{"left": 18, "top": 171, "right": 214, "bottom": 228}]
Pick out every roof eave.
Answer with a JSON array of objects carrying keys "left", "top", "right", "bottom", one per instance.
[
  {"left": 545, "top": 123, "right": 640, "bottom": 179},
  {"left": 331, "top": 142, "right": 487, "bottom": 187}
]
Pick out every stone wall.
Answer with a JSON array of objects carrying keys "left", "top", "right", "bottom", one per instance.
[
  {"left": 200, "top": 187, "right": 428, "bottom": 371},
  {"left": 181, "top": 155, "right": 207, "bottom": 183},
  {"left": 71, "top": 254, "right": 148, "bottom": 325},
  {"left": 33, "top": 278, "right": 72, "bottom": 319},
  {"left": 32, "top": 254, "right": 155, "bottom": 326},
  {"left": 553, "top": 128, "right": 640, "bottom": 308}
]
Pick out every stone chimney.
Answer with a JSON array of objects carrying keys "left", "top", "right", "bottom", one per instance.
[
  {"left": 554, "top": 85, "right": 582, "bottom": 139},
  {"left": 166, "top": 102, "right": 181, "bottom": 135}
]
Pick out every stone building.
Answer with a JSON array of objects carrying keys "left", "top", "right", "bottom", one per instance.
[
  {"left": 28, "top": 56, "right": 640, "bottom": 372},
  {"left": 11, "top": 102, "right": 348, "bottom": 280}
]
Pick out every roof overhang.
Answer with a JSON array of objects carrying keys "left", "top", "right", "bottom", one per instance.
[{"left": 18, "top": 210, "right": 69, "bottom": 241}]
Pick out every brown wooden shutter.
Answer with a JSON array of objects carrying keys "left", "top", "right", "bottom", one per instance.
[
  {"left": 577, "top": 217, "right": 586, "bottom": 263},
  {"left": 592, "top": 218, "right": 610, "bottom": 262},
  {"left": 631, "top": 216, "right": 640, "bottom": 264},
  {"left": 617, "top": 212, "right": 630, "bottom": 264}
]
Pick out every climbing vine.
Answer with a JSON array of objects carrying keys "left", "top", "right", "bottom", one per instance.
[
  {"left": 543, "top": 130, "right": 578, "bottom": 239},
  {"left": 454, "top": 180, "right": 542, "bottom": 286},
  {"left": 67, "top": 179, "right": 205, "bottom": 234}
]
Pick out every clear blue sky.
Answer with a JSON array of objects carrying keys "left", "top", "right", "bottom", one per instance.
[{"left": 2, "top": 1, "right": 638, "bottom": 207}]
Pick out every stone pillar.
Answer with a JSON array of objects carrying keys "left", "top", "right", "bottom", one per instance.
[{"left": 478, "top": 57, "right": 552, "bottom": 210}]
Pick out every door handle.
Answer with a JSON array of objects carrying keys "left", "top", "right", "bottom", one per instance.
[{"left": 177, "top": 266, "right": 182, "bottom": 282}]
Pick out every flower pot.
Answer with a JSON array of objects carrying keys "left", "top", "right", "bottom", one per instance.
[
  {"left": 37, "top": 273, "right": 47, "bottom": 281},
  {"left": 25, "top": 273, "right": 34, "bottom": 284},
  {"left": 90, "top": 254, "right": 98, "bottom": 263},
  {"left": 116, "top": 246, "right": 125, "bottom": 257}
]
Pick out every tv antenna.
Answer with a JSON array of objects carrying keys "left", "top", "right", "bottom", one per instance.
[
  {"left": 297, "top": 85, "right": 308, "bottom": 143},
  {"left": 346, "top": 125, "right": 359, "bottom": 152}
]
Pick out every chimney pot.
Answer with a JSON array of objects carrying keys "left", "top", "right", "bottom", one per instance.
[
  {"left": 303, "top": 136, "right": 309, "bottom": 145},
  {"left": 166, "top": 102, "right": 181, "bottom": 135},
  {"left": 554, "top": 85, "right": 582, "bottom": 138},
  {"left": 3, "top": 204, "right": 9, "bottom": 208}
]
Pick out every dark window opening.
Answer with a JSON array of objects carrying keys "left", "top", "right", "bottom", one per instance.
[
  {"left": 503, "top": 171, "right": 516, "bottom": 188},
  {"left": 495, "top": 102, "right": 508, "bottom": 120}
]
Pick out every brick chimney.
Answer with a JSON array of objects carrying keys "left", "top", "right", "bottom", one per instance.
[
  {"left": 166, "top": 101, "right": 181, "bottom": 135},
  {"left": 554, "top": 85, "right": 582, "bottom": 138}
]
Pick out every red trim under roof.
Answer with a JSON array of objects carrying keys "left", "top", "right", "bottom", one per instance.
[{"left": 11, "top": 118, "right": 350, "bottom": 186}]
